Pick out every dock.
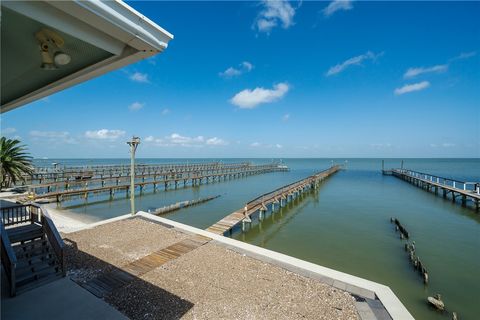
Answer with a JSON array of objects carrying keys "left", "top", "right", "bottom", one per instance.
[
  {"left": 23, "top": 162, "right": 262, "bottom": 184},
  {"left": 19, "top": 163, "right": 288, "bottom": 203},
  {"left": 207, "top": 165, "right": 341, "bottom": 235},
  {"left": 388, "top": 168, "right": 480, "bottom": 211}
]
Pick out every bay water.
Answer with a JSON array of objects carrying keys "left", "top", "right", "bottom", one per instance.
[{"left": 38, "top": 158, "right": 480, "bottom": 320}]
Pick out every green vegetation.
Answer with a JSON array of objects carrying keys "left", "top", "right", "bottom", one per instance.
[{"left": 0, "top": 137, "right": 33, "bottom": 190}]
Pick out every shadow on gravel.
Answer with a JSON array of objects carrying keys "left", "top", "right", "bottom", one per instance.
[{"left": 64, "top": 238, "right": 194, "bottom": 320}]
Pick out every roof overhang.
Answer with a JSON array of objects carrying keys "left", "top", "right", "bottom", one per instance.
[{"left": 1, "top": 0, "right": 173, "bottom": 113}]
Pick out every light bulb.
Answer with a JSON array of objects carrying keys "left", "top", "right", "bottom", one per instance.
[{"left": 54, "top": 52, "right": 71, "bottom": 66}]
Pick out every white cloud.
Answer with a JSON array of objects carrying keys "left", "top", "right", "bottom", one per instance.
[
  {"left": 206, "top": 137, "right": 228, "bottom": 146},
  {"left": 282, "top": 113, "right": 290, "bottom": 121},
  {"left": 129, "top": 102, "right": 144, "bottom": 111},
  {"left": 30, "top": 130, "right": 76, "bottom": 144},
  {"left": 450, "top": 51, "right": 476, "bottom": 62},
  {"left": 130, "top": 72, "right": 149, "bottom": 83},
  {"left": 85, "top": 129, "right": 126, "bottom": 140},
  {"left": 220, "top": 67, "right": 241, "bottom": 78},
  {"left": 403, "top": 65, "right": 448, "bottom": 79},
  {"left": 219, "top": 61, "right": 254, "bottom": 78},
  {"left": 254, "top": 0, "right": 296, "bottom": 33},
  {"left": 275, "top": 144, "right": 283, "bottom": 149},
  {"left": 161, "top": 108, "right": 170, "bottom": 115},
  {"left": 1, "top": 127, "right": 16, "bottom": 135},
  {"left": 144, "top": 133, "right": 228, "bottom": 147},
  {"left": 326, "top": 51, "right": 382, "bottom": 76},
  {"left": 242, "top": 61, "right": 254, "bottom": 71},
  {"left": 230, "top": 82, "right": 289, "bottom": 109},
  {"left": 323, "top": 0, "right": 353, "bottom": 17},
  {"left": 394, "top": 81, "right": 430, "bottom": 95},
  {"left": 250, "top": 142, "right": 261, "bottom": 147}
]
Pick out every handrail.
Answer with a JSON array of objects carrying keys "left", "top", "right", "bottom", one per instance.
[
  {"left": 393, "top": 168, "right": 477, "bottom": 185},
  {"left": 28, "top": 165, "right": 285, "bottom": 199},
  {"left": 26, "top": 161, "right": 265, "bottom": 176},
  {"left": 394, "top": 169, "right": 479, "bottom": 191},
  {"left": 39, "top": 207, "right": 66, "bottom": 276},
  {"left": 26, "top": 163, "right": 281, "bottom": 190},
  {"left": 0, "top": 204, "right": 32, "bottom": 227},
  {"left": 247, "top": 165, "right": 340, "bottom": 210},
  {"left": 1, "top": 222, "right": 17, "bottom": 296}
]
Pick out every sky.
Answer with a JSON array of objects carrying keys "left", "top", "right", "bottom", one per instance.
[{"left": 2, "top": 0, "right": 479, "bottom": 158}]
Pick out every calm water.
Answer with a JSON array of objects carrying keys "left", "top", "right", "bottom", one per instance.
[{"left": 40, "top": 158, "right": 480, "bottom": 320}]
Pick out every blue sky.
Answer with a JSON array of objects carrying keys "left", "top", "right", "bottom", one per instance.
[{"left": 2, "top": 1, "right": 479, "bottom": 158}]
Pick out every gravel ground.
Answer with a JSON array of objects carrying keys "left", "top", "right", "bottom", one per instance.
[
  {"left": 64, "top": 217, "right": 359, "bottom": 319},
  {"left": 62, "top": 217, "right": 189, "bottom": 283}
]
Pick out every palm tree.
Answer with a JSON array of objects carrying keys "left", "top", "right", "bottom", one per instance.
[{"left": 0, "top": 137, "right": 34, "bottom": 190}]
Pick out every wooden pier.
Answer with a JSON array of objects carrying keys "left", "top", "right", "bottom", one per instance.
[
  {"left": 19, "top": 163, "right": 288, "bottom": 203},
  {"left": 23, "top": 162, "right": 260, "bottom": 184},
  {"left": 388, "top": 169, "right": 480, "bottom": 211},
  {"left": 207, "top": 165, "right": 341, "bottom": 235},
  {"left": 25, "top": 163, "right": 265, "bottom": 193}
]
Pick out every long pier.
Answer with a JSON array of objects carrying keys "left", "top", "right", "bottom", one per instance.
[
  {"left": 20, "top": 163, "right": 287, "bottom": 203},
  {"left": 207, "top": 165, "right": 341, "bottom": 235},
  {"left": 388, "top": 168, "right": 480, "bottom": 211},
  {"left": 22, "top": 162, "right": 256, "bottom": 184},
  {"left": 25, "top": 163, "right": 260, "bottom": 194}
]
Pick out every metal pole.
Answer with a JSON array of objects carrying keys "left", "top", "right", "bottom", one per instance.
[{"left": 127, "top": 137, "right": 140, "bottom": 215}]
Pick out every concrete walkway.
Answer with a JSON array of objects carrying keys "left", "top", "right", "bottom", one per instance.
[{"left": 1, "top": 277, "right": 127, "bottom": 320}]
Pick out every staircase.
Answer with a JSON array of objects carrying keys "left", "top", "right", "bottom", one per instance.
[{"left": 1, "top": 202, "right": 65, "bottom": 296}]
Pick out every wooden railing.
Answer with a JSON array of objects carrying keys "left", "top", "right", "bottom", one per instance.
[
  {"left": 41, "top": 207, "right": 66, "bottom": 276},
  {"left": 0, "top": 204, "right": 39, "bottom": 227},
  {"left": 0, "top": 222, "right": 17, "bottom": 296},
  {"left": 0, "top": 203, "right": 66, "bottom": 294},
  {"left": 247, "top": 165, "right": 340, "bottom": 211},
  {"left": 393, "top": 169, "right": 480, "bottom": 194}
]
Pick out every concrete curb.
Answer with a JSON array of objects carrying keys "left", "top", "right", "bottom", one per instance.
[{"left": 136, "top": 211, "right": 414, "bottom": 320}]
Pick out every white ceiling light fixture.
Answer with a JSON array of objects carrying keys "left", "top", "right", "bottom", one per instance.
[
  {"left": 54, "top": 52, "right": 71, "bottom": 66},
  {"left": 35, "top": 28, "right": 71, "bottom": 70}
]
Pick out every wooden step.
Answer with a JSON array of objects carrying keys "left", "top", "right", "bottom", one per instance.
[
  {"left": 14, "top": 246, "right": 51, "bottom": 260},
  {"left": 7, "top": 223, "right": 44, "bottom": 244},
  {"left": 16, "top": 263, "right": 60, "bottom": 286},
  {"left": 13, "top": 239, "right": 48, "bottom": 252},
  {"left": 16, "top": 255, "right": 57, "bottom": 273}
]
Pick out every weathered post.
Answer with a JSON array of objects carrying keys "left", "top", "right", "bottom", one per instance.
[{"left": 127, "top": 136, "right": 140, "bottom": 215}]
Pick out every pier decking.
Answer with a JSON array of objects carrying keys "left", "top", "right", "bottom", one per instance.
[
  {"left": 207, "top": 165, "right": 341, "bottom": 235},
  {"left": 388, "top": 169, "right": 480, "bottom": 211},
  {"left": 19, "top": 163, "right": 287, "bottom": 203},
  {"left": 24, "top": 162, "right": 263, "bottom": 184}
]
